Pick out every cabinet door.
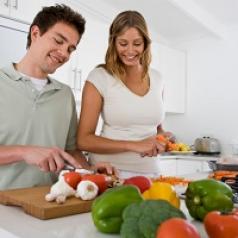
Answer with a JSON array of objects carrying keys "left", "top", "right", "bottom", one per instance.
[
  {"left": 202, "top": 161, "right": 212, "bottom": 172},
  {"left": 9, "top": 0, "right": 55, "bottom": 23},
  {"left": 177, "top": 160, "right": 203, "bottom": 175},
  {"left": 151, "top": 42, "right": 186, "bottom": 113},
  {"left": 0, "top": 0, "right": 10, "bottom": 15},
  {"left": 162, "top": 45, "right": 186, "bottom": 113},
  {"left": 159, "top": 159, "right": 177, "bottom": 176}
]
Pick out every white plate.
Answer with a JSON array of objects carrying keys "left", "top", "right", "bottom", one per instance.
[{"left": 169, "top": 151, "right": 195, "bottom": 155}]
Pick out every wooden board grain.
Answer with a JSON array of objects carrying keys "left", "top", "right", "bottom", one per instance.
[{"left": 0, "top": 186, "right": 93, "bottom": 220}]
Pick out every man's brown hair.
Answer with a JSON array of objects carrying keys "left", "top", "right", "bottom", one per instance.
[{"left": 26, "top": 4, "right": 85, "bottom": 48}]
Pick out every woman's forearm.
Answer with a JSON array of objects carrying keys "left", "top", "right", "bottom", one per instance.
[{"left": 77, "top": 134, "right": 133, "bottom": 154}]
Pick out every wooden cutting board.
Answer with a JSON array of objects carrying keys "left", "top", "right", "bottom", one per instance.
[{"left": 0, "top": 186, "right": 93, "bottom": 220}]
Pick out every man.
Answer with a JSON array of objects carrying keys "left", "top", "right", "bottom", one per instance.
[{"left": 0, "top": 4, "right": 113, "bottom": 190}]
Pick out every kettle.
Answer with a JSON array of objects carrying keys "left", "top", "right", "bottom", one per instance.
[{"left": 194, "top": 136, "right": 221, "bottom": 154}]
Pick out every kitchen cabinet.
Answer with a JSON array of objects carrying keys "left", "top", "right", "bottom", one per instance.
[
  {"left": 52, "top": 50, "right": 82, "bottom": 113},
  {"left": 0, "top": 0, "right": 55, "bottom": 23},
  {"left": 159, "top": 159, "right": 177, "bottom": 176},
  {"left": 151, "top": 42, "right": 186, "bottom": 113},
  {"left": 53, "top": 0, "right": 109, "bottom": 115},
  {"left": 176, "top": 160, "right": 203, "bottom": 175},
  {"left": 159, "top": 156, "right": 212, "bottom": 176}
]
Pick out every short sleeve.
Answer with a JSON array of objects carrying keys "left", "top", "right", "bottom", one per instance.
[{"left": 86, "top": 67, "right": 108, "bottom": 97}]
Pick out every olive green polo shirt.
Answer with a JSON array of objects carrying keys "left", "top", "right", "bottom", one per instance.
[{"left": 0, "top": 63, "right": 78, "bottom": 189}]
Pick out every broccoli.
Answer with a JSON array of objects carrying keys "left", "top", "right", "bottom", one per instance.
[{"left": 120, "top": 200, "right": 186, "bottom": 238}]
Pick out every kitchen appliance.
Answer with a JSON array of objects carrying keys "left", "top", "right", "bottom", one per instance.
[
  {"left": 221, "top": 176, "right": 238, "bottom": 204},
  {"left": 194, "top": 136, "right": 221, "bottom": 154}
]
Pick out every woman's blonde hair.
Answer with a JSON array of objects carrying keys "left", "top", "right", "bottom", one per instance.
[{"left": 103, "top": 10, "right": 151, "bottom": 81}]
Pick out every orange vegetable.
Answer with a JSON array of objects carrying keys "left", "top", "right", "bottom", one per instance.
[
  {"left": 156, "top": 218, "right": 201, "bottom": 238},
  {"left": 204, "top": 210, "right": 238, "bottom": 238},
  {"left": 156, "top": 135, "right": 167, "bottom": 143}
]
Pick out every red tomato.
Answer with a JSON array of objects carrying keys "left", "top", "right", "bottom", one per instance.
[
  {"left": 82, "top": 174, "right": 107, "bottom": 193},
  {"left": 63, "top": 172, "right": 82, "bottom": 189},
  {"left": 204, "top": 211, "right": 238, "bottom": 238},
  {"left": 156, "top": 218, "right": 201, "bottom": 238},
  {"left": 123, "top": 176, "right": 152, "bottom": 193}
]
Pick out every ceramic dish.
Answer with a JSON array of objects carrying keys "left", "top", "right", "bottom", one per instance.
[{"left": 169, "top": 151, "right": 195, "bottom": 155}]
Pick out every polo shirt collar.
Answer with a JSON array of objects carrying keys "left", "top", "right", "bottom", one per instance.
[{"left": 2, "top": 63, "right": 63, "bottom": 90}]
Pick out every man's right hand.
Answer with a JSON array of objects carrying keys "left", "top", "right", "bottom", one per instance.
[{"left": 22, "top": 146, "right": 82, "bottom": 172}]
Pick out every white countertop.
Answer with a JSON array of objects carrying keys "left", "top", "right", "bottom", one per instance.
[
  {"left": 0, "top": 156, "right": 218, "bottom": 238},
  {"left": 158, "top": 153, "right": 219, "bottom": 161},
  {"left": 0, "top": 172, "right": 211, "bottom": 238},
  {"left": 0, "top": 201, "right": 208, "bottom": 238}
]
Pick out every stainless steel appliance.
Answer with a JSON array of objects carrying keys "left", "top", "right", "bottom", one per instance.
[{"left": 194, "top": 136, "right": 221, "bottom": 154}]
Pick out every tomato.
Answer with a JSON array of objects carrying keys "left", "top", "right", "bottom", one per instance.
[
  {"left": 204, "top": 210, "right": 238, "bottom": 238},
  {"left": 64, "top": 172, "right": 82, "bottom": 189},
  {"left": 82, "top": 174, "right": 107, "bottom": 193},
  {"left": 123, "top": 176, "right": 152, "bottom": 193},
  {"left": 156, "top": 218, "right": 201, "bottom": 238}
]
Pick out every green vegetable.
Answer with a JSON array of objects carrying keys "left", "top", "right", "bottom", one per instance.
[
  {"left": 185, "top": 179, "right": 233, "bottom": 221},
  {"left": 91, "top": 185, "right": 143, "bottom": 234},
  {"left": 120, "top": 199, "right": 186, "bottom": 238}
]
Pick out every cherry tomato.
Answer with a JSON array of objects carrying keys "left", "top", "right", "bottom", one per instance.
[
  {"left": 82, "top": 174, "right": 107, "bottom": 193},
  {"left": 64, "top": 172, "right": 82, "bottom": 189},
  {"left": 156, "top": 218, "right": 201, "bottom": 238},
  {"left": 123, "top": 176, "right": 152, "bottom": 193}
]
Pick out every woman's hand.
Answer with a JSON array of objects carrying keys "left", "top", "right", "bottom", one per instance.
[
  {"left": 158, "top": 131, "right": 176, "bottom": 143},
  {"left": 91, "top": 162, "right": 119, "bottom": 176},
  {"left": 128, "top": 136, "right": 166, "bottom": 157}
]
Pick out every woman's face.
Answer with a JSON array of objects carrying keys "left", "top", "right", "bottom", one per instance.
[{"left": 115, "top": 27, "right": 144, "bottom": 67}]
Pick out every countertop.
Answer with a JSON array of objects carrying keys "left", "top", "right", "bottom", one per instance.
[
  {"left": 0, "top": 202, "right": 208, "bottom": 238},
  {"left": 0, "top": 172, "right": 211, "bottom": 238},
  {"left": 158, "top": 153, "right": 219, "bottom": 161}
]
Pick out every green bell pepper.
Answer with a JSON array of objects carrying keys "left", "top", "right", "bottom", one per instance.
[
  {"left": 185, "top": 179, "right": 233, "bottom": 221},
  {"left": 91, "top": 185, "right": 143, "bottom": 234}
]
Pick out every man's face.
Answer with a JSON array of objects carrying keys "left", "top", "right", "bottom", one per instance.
[{"left": 30, "top": 22, "right": 80, "bottom": 76}]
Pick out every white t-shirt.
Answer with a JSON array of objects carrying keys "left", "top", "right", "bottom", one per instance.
[
  {"left": 87, "top": 67, "right": 165, "bottom": 174},
  {"left": 30, "top": 77, "right": 48, "bottom": 91},
  {"left": 20, "top": 72, "right": 48, "bottom": 91}
]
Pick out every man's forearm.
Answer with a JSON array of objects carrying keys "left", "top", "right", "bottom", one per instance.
[{"left": 0, "top": 145, "right": 24, "bottom": 165}]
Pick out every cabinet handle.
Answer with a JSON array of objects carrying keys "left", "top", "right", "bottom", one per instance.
[
  {"left": 72, "top": 68, "right": 77, "bottom": 91},
  {"left": 76, "top": 69, "right": 82, "bottom": 91},
  {"left": 12, "top": 0, "right": 18, "bottom": 9},
  {"left": 72, "top": 68, "right": 82, "bottom": 94},
  {"left": 4, "top": 0, "right": 10, "bottom": 7}
]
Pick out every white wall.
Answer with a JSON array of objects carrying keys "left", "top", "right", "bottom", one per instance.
[{"left": 164, "top": 29, "right": 238, "bottom": 155}]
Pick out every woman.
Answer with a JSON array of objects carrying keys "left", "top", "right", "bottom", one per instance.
[{"left": 77, "top": 10, "right": 173, "bottom": 178}]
